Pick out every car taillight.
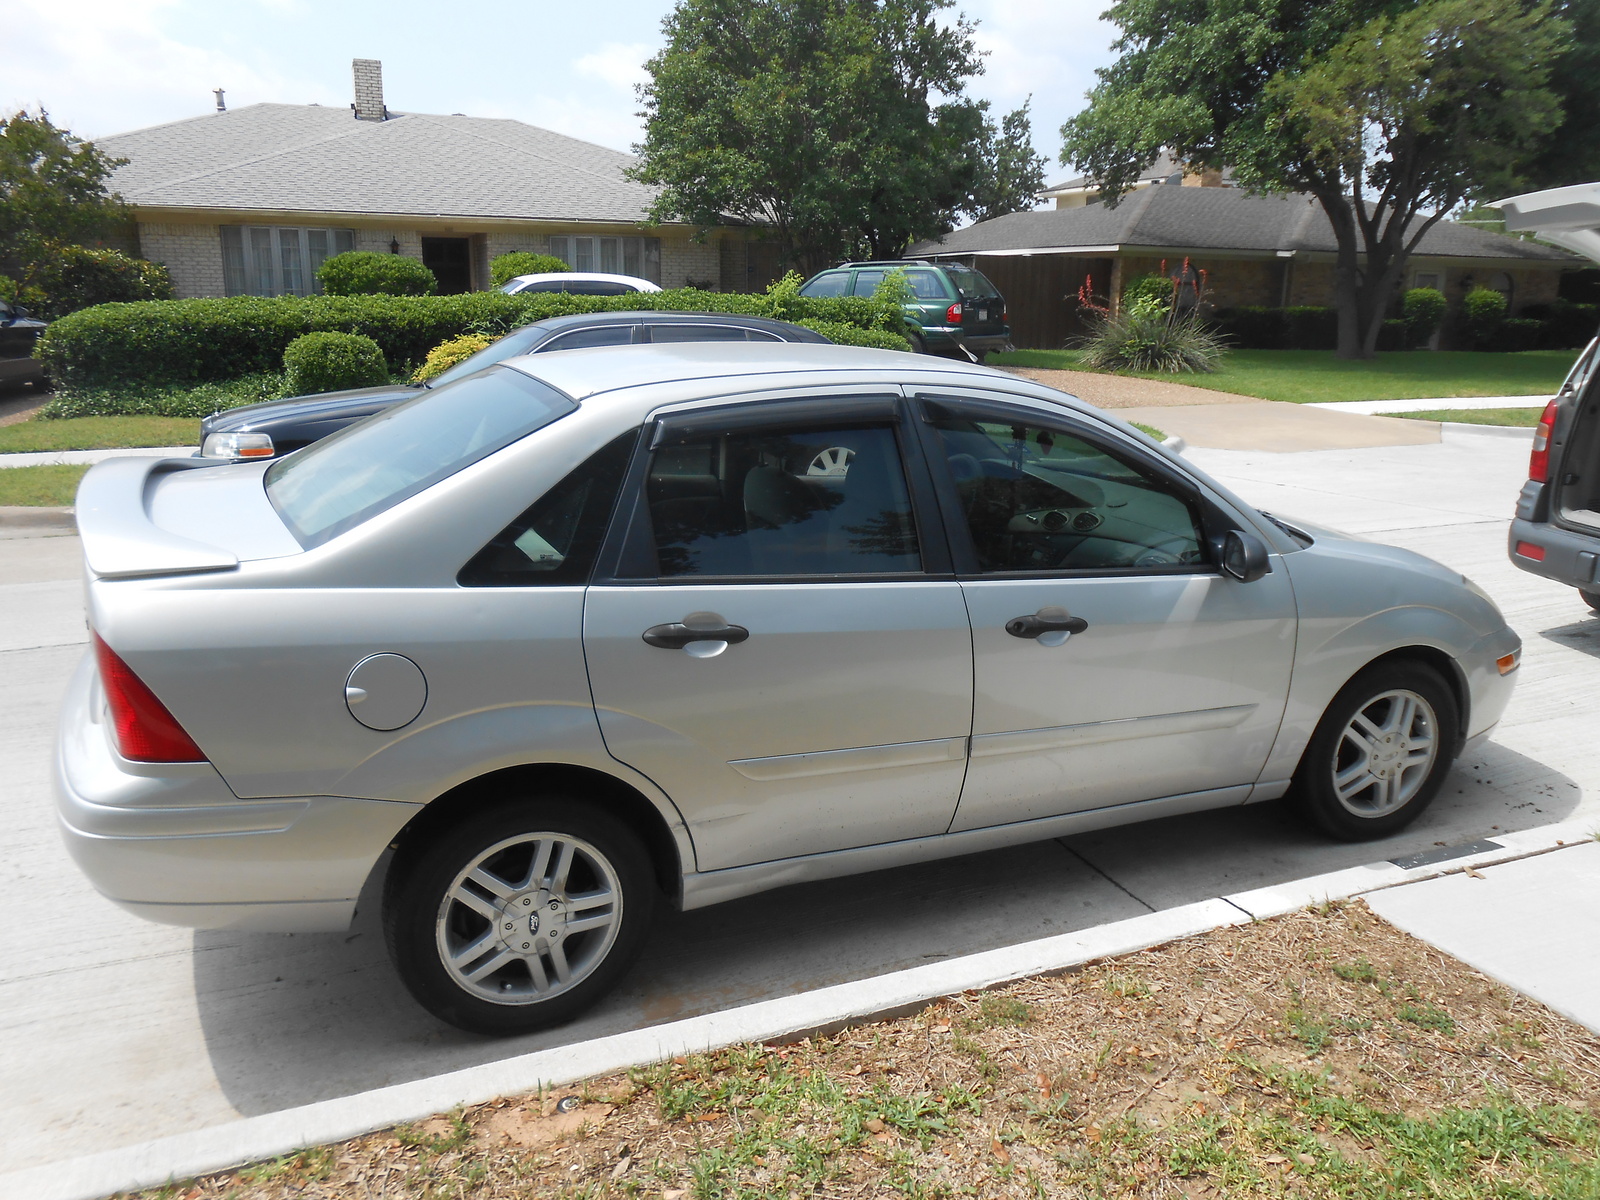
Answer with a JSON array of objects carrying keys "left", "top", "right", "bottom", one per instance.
[
  {"left": 1001, "top": 305, "right": 1008, "bottom": 323},
  {"left": 946, "top": 302, "right": 963, "bottom": 325},
  {"left": 93, "top": 634, "right": 206, "bottom": 763},
  {"left": 1529, "top": 399, "right": 1559, "bottom": 482}
]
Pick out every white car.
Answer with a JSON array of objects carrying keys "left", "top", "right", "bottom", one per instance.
[{"left": 500, "top": 272, "right": 662, "bottom": 297}]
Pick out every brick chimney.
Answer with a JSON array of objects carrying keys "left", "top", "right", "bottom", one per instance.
[{"left": 352, "top": 58, "right": 386, "bottom": 121}]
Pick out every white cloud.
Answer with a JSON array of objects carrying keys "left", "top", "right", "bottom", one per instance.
[
  {"left": 573, "top": 43, "right": 653, "bottom": 95},
  {"left": 0, "top": 0, "right": 339, "bottom": 138}
]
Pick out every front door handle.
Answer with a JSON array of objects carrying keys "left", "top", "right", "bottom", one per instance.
[
  {"left": 642, "top": 621, "right": 750, "bottom": 650},
  {"left": 1005, "top": 607, "right": 1089, "bottom": 642}
]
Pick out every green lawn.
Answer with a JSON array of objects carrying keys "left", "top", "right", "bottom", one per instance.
[
  {"left": 0, "top": 416, "right": 199, "bottom": 453},
  {"left": 0, "top": 464, "right": 90, "bottom": 506},
  {"left": 992, "top": 348, "right": 1574, "bottom": 404},
  {"left": 1391, "top": 407, "right": 1544, "bottom": 427}
]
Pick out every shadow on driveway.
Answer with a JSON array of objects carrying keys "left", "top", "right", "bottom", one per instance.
[{"left": 190, "top": 740, "right": 1576, "bottom": 1118}]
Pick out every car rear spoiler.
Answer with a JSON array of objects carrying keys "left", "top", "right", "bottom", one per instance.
[
  {"left": 1492, "top": 182, "right": 1600, "bottom": 266},
  {"left": 76, "top": 457, "right": 239, "bottom": 580}
]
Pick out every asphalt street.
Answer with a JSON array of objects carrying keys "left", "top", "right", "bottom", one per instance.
[{"left": 3, "top": 426, "right": 1596, "bottom": 1173}]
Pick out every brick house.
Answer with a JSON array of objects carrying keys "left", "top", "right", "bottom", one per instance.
[
  {"left": 910, "top": 183, "right": 1576, "bottom": 350},
  {"left": 97, "top": 60, "right": 779, "bottom": 299}
]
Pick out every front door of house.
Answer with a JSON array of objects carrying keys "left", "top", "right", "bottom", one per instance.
[{"left": 421, "top": 237, "right": 472, "bottom": 294}]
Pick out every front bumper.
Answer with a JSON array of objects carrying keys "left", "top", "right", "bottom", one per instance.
[{"left": 55, "top": 653, "right": 420, "bottom": 932}]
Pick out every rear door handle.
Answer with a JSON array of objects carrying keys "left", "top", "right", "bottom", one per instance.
[
  {"left": 1005, "top": 607, "right": 1089, "bottom": 641},
  {"left": 642, "top": 621, "right": 750, "bottom": 650}
]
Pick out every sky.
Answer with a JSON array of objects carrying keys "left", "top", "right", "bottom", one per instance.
[{"left": 2, "top": 0, "right": 1119, "bottom": 186}]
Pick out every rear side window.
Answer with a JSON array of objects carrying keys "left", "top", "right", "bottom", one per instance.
[
  {"left": 459, "top": 431, "right": 635, "bottom": 586},
  {"left": 799, "top": 273, "right": 848, "bottom": 298},
  {"left": 904, "top": 270, "right": 950, "bottom": 299},
  {"left": 850, "top": 269, "right": 887, "bottom": 296},
  {"left": 266, "top": 366, "right": 576, "bottom": 548}
]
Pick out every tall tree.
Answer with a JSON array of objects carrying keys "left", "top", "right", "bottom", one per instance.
[
  {"left": 1520, "top": 0, "right": 1600, "bottom": 190},
  {"left": 1062, "top": 0, "right": 1571, "bottom": 359},
  {"left": 631, "top": 0, "right": 1044, "bottom": 272},
  {"left": 0, "top": 109, "right": 127, "bottom": 288}
]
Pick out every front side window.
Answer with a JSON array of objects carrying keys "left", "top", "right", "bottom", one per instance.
[
  {"left": 266, "top": 367, "right": 576, "bottom": 548},
  {"left": 640, "top": 418, "right": 921, "bottom": 578},
  {"left": 221, "top": 226, "right": 355, "bottom": 297},
  {"left": 546, "top": 236, "right": 661, "bottom": 283},
  {"left": 926, "top": 402, "right": 1205, "bottom": 573},
  {"left": 798, "top": 273, "right": 848, "bottom": 298},
  {"left": 850, "top": 269, "right": 887, "bottom": 296}
]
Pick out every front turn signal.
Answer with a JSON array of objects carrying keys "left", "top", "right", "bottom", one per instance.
[{"left": 1496, "top": 650, "right": 1521, "bottom": 676}]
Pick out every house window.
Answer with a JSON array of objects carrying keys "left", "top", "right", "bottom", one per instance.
[
  {"left": 221, "top": 226, "right": 356, "bottom": 297},
  {"left": 1414, "top": 272, "right": 1442, "bottom": 291},
  {"left": 547, "top": 235, "right": 661, "bottom": 283}
]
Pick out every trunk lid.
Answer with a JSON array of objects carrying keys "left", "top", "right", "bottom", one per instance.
[{"left": 76, "top": 457, "right": 301, "bottom": 580}]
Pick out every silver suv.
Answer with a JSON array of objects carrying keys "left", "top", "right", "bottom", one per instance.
[{"left": 58, "top": 343, "right": 1519, "bottom": 1034}]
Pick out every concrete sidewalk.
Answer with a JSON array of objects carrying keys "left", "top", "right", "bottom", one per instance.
[
  {"left": 1367, "top": 839, "right": 1600, "bottom": 1035},
  {"left": 1117, "top": 400, "right": 1441, "bottom": 452},
  {"left": 1310, "top": 395, "right": 1553, "bottom": 415}
]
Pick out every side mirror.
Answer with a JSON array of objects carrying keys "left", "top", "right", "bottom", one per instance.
[
  {"left": 1220, "top": 528, "right": 1269, "bottom": 583},
  {"left": 9, "top": 305, "right": 28, "bottom": 320}
]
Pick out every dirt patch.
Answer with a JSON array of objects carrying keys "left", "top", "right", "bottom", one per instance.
[
  {"left": 133, "top": 902, "right": 1600, "bottom": 1199},
  {"left": 996, "top": 366, "right": 1260, "bottom": 410}
]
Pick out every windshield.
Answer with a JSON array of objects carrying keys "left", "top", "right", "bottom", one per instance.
[
  {"left": 266, "top": 366, "right": 577, "bottom": 548},
  {"left": 428, "top": 326, "right": 548, "bottom": 388}
]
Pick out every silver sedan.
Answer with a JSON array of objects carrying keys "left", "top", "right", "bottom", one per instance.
[{"left": 57, "top": 343, "right": 1521, "bottom": 1034}]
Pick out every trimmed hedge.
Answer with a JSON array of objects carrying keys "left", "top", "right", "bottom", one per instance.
[
  {"left": 489, "top": 253, "right": 571, "bottom": 288},
  {"left": 30, "top": 245, "right": 174, "bottom": 318},
  {"left": 1211, "top": 306, "right": 1338, "bottom": 350},
  {"left": 283, "top": 332, "right": 388, "bottom": 394},
  {"left": 38, "top": 283, "right": 904, "bottom": 390},
  {"left": 318, "top": 251, "right": 437, "bottom": 296},
  {"left": 38, "top": 373, "right": 288, "bottom": 420}
]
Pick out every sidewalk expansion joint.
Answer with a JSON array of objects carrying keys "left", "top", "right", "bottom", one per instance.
[{"left": 1056, "top": 840, "right": 1156, "bottom": 913}]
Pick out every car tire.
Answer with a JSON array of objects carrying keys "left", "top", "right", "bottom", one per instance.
[
  {"left": 907, "top": 332, "right": 927, "bottom": 354},
  {"left": 1580, "top": 588, "right": 1600, "bottom": 613},
  {"left": 1289, "top": 660, "right": 1459, "bottom": 842},
  {"left": 383, "top": 798, "right": 657, "bottom": 1036}
]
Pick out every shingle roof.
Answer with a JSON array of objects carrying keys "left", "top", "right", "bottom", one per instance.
[
  {"left": 97, "top": 103, "right": 662, "bottom": 224},
  {"left": 914, "top": 185, "right": 1575, "bottom": 262}
]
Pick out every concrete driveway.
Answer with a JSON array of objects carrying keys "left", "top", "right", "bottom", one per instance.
[{"left": 2, "top": 426, "right": 1595, "bottom": 1174}]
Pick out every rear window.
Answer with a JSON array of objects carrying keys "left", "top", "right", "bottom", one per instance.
[
  {"left": 944, "top": 265, "right": 1000, "bottom": 300},
  {"left": 427, "top": 326, "right": 547, "bottom": 388},
  {"left": 266, "top": 366, "right": 577, "bottom": 548}
]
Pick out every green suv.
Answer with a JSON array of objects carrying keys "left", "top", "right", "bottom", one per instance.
[{"left": 798, "top": 260, "right": 1011, "bottom": 359}]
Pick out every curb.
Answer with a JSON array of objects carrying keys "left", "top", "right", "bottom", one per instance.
[
  {"left": 0, "top": 505, "right": 74, "bottom": 532},
  {"left": 1437, "top": 421, "right": 1535, "bottom": 440},
  {"left": 6, "top": 815, "right": 1595, "bottom": 1200},
  {"left": 1308, "top": 395, "right": 1552, "bottom": 415},
  {"left": 0, "top": 446, "right": 194, "bottom": 470}
]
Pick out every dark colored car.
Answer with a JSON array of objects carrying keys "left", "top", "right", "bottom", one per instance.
[
  {"left": 199, "top": 311, "right": 832, "bottom": 460},
  {"left": 797, "top": 259, "right": 1011, "bottom": 359},
  {"left": 0, "top": 299, "right": 48, "bottom": 387},
  {"left": 1508, "top": 336, "right": 1600, "bottom": 608}
]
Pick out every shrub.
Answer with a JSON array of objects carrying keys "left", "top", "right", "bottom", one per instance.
[
  {"left": 1521, "top": 299, "right": 1599, "bottom": 349},
  {"left": 1121, "top": 273, "right": 1175, "bottom": 308},
  {"left": 793, "top": 319, "right": 910, "bottom": 350},
  {"left": 37, "top": 276, "right": 905, "bottom": 390},
  {"left": 1486, "top": 317, "right": 1544, "bottom": 353},
  {"left": 39, "top": 373, "right": 286, "bottom": 419},
  {"left": 1376, "top": 318, "right": 1409, "bottom": 352},
  {"left": 1283, "top": 306, "right": 1338, "bottom": 350},
  {"left": 317, "top": 251, "right": 437, "bottom": 297},
  {"left": 1076, "top": 294, "right": 1226, "bottom": 373},
  {"left": 29, "top": 244, "right": 174, "bottom": 318},
  {"left": 488, "top": 253, "right": 571, "bottom": 288},
  {"left": 1402, "top": 287, "right": 1448, "bottom": 346},
  {"left": 1212, "top": 307, "right": 1285, "bottom": 350},
  {"left": 282, "top": 332, "right": 388, "bottom": 395},
  {"left": 413, "top": 334, "right": 492, "bottom": 382},
  {"left": 1462, "top": 286, "right": 1508, "bottom": 347}
]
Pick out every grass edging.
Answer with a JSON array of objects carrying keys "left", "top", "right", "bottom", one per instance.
[{"left": 117, "top": 901, "right": 1600, "bottom": 1200}]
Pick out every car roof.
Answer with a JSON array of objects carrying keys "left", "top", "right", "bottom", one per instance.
[
  {"left": 507, "top": 272, "right": 660, "bottom": 287},
  {"left": 501, "top": 310, "right": 829, "bottom": 339},
  {"left": 497, "top": 340, "right": 1078, "bottom": 409}
]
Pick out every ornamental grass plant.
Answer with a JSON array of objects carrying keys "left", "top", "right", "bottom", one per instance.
[{"left": 1074, "top": 261, "right": 1227, "bottom": 374}]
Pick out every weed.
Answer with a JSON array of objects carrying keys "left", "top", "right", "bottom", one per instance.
[
  {"left": 1398, "top": 1002, "right": 1457, "bottom": 1036},
  {"left": 1103, "top": 973, "right": 1151, "bottom": 999},
  {"left": 237, "top": 1146, "right": 334, "bottom": 1186},
  {"left": 394, "top": 1109, "right": 471, "bottom": 1155},
  {"left": 1286, "top": 988, "right": 1331, "bottom": 1055},
  {"left": 975, "top": 994, "right": 1034, "bottom": 1027}
]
